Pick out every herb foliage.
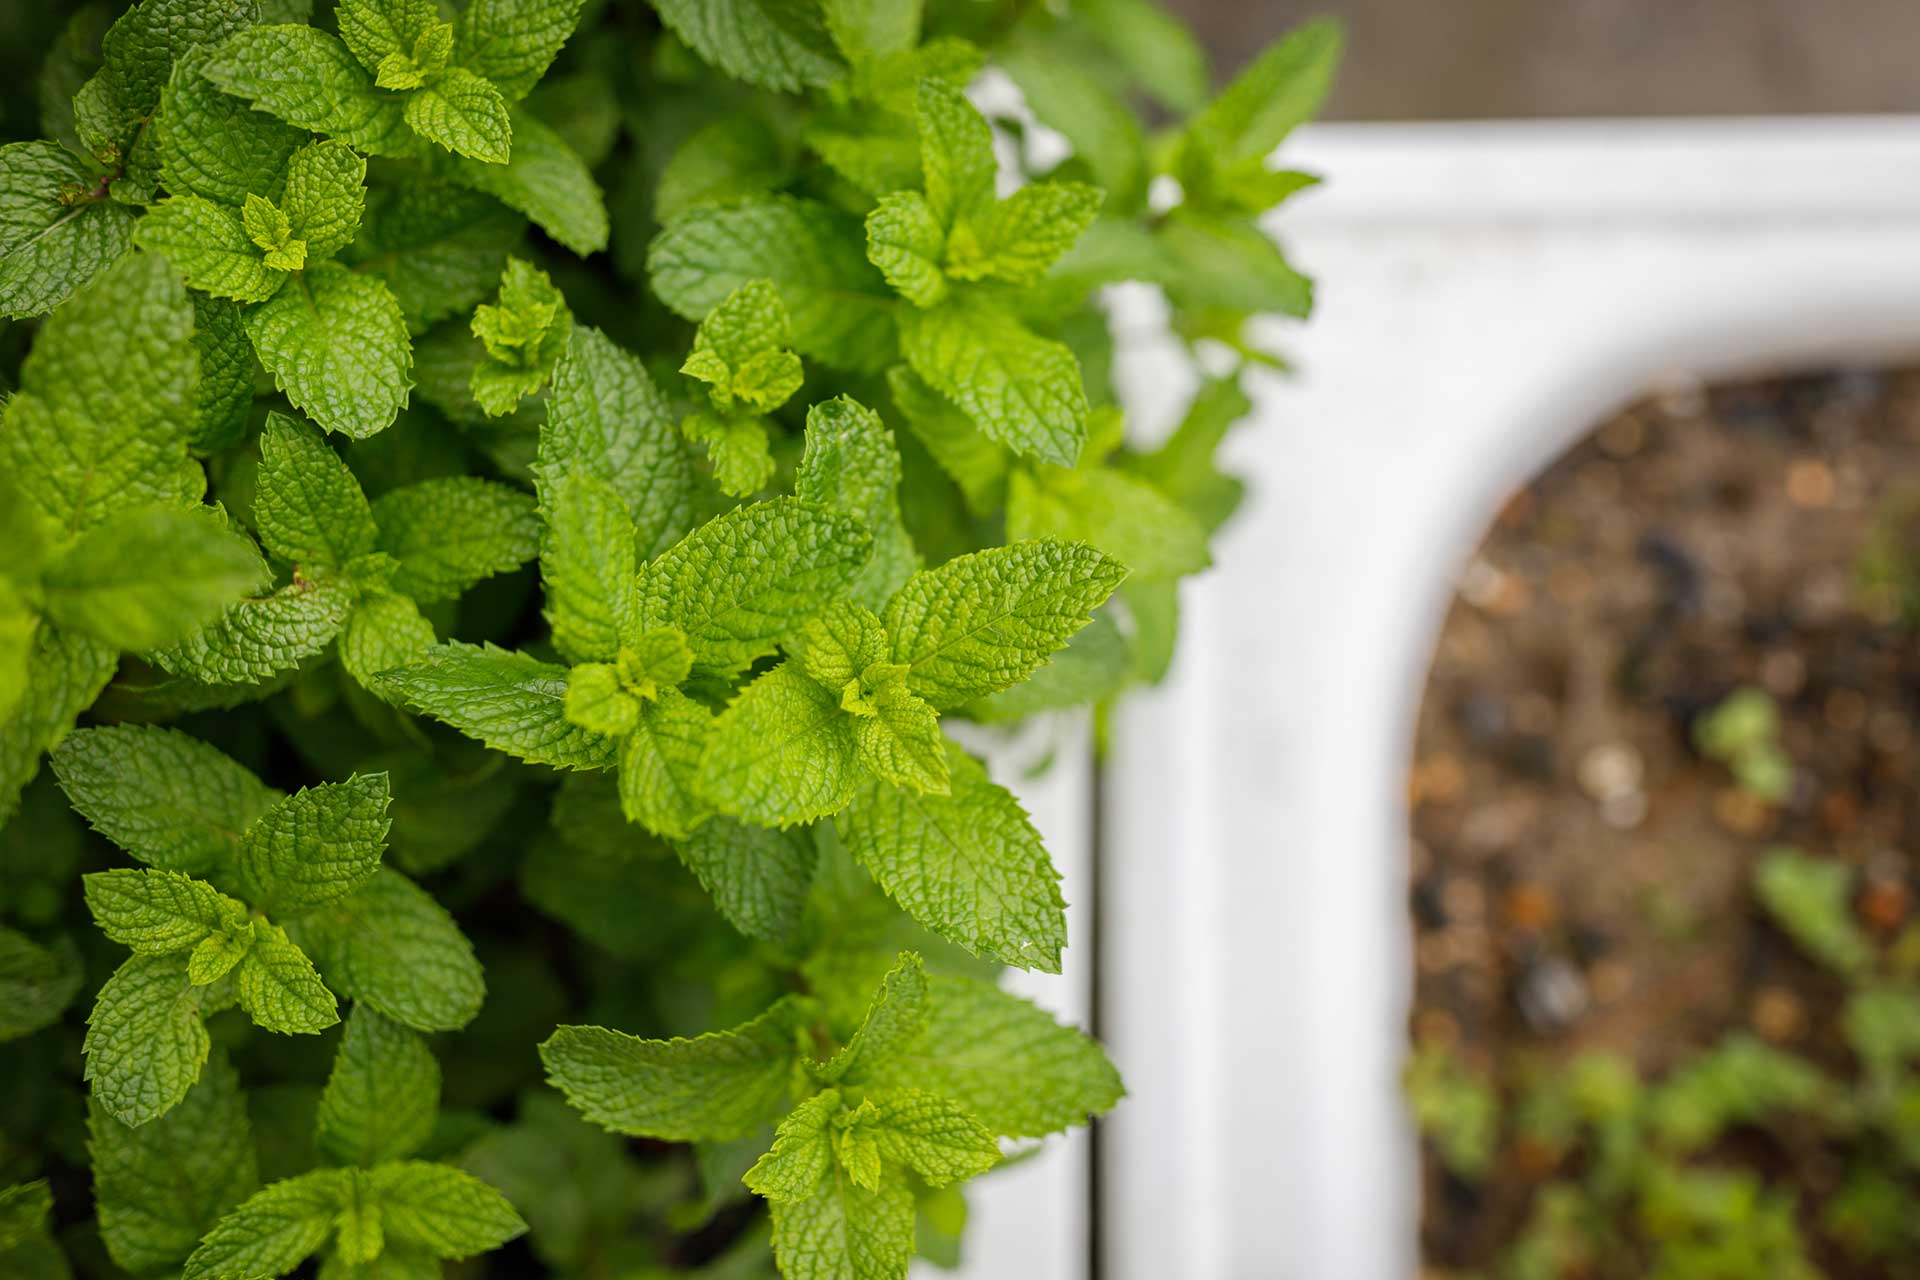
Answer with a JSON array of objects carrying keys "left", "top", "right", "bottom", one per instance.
[{"left": 0, "top": 0, "right": 1336, "bottom": 1275}]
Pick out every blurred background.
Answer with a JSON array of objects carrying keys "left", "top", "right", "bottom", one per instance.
[{"left": 1170, "top": 0, "right": 1920, "bottom": 117}]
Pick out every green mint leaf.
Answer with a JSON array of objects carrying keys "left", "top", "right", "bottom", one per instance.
[
  {"left": 562, "top": 662, "right": 638, "bottom": 736},
  {"left": 806, "top": 117, "right": 922, "bottom": 198},
  {"left": 340, "top": 593, "right": 437, "bottom": 695},
  {"left": 839, "top": 743, "right": 1063, "bottom": 970},
  {"left": 850, "top": 682, "right": 947, "bottom": 794},
  {"left": 796, "top": 396, "right": 920, "bottom": 611},
  {"left": 0, "top": 140, "right": 134, "bottom": 320},
  {"left": 470, "top": 257, "right": 571, "bottom": 416},
  {"left": 885, "top": 364, "right": 1008, "bottom": 515},
  {"left": 0, "top": 927, "right": 84, "bottom": 1042},
  {"left": 333, "top": 1175, "right": 383, "bottom": 1264},
  {"left": 234, "top": 919, "right": 340, "bottom": 1035},
  {"left": 681, "top": 278, "right": 803, "bottom": 414},
  {"left": 181, "top": 1168, "right": 352, "bottom": 1280},
  {"left": 791, "top": 600, "right": 890, "bottom": 691},
  {"left": 699, "top": 664, "right": 861, "bottom": 828},
  {"left": 472, "top": 254, "right": 565, "bottom": 358},
  {"left": 1008, "top": 465, "right": 1210, "bottom": 581},
  {"left": 1157, "top": 209, "right": 1312, "bottom": 317},
  {"left": 1, "top": 252, "right": 199, "bottom": 534},
  {"left": 245, "top": 262, "right": 414, "bottom": 440},
  {"left": 371, "top": 476, "right": 539, "bottom": 603},
  {"left": 638, "top": 498, "right": 872, "bottom": 677},
  {"left": 319, "top": 1245, "right": 441, "bottom": 1280},
  {"left": 0, "top": 589, "right": 30, "bottom": 727},
  {"left": 1071, "top": 0, "right": 1210, "bottom": 113},
  {"left": 999, "top": 48, "right": 1147, "bottom": 212},
  {"left": 202, "top": 25, "right": 418, "bottom": 158},
  {"left": 433, "top": 108, "right": 608, "bottom": 254},
  {"left": 672, "top": 817, "right": 817, "bottom": 943},
  {"left": 945, "top": 181, "right": 1103, "bottom": 286},
  {"left": 33, "top": 7, "right": 106, "bottom": 155},
  {"left": 1185, "top": 17, "right": 1340, "bottom": 175},
  {"left": 345, "top": 180, "right": 523, "bottom": 329},
  {"left": 1051, "top": 217, "right": 1182, "bottom": 291},
  {"left": 914, "top": 78, "right": 995, "bottom": 229},
  {"left": 190, "top": 293, "right": 257, "bottom": 454},
  {"left": 651, "top": 0, "right": 843, "bottom": 92},
  {"left": 284, "top": 868, "right": 486, "bottom": 1032},
  {"left": 863, "top": 191, "right": 947, "bottom": 308},
  {"left": 537, "top": 470, "right": 638, "bottom": 664},
  {"left": 541, "top": 995, "right": 816, "bottom": 1140},
  {"left": 137, "top": 194, "right": 288, "bottom": 302},
  {"left": 156, "top": 45, "right": 308, "bottom": 207},
  {"left": 151, "top": 574, "right": 357, "bottom": 685},
  {"left": 52, "top": 724, "right": 280, "bottom": 876},
  {"left": 238, "top": 773, "right": 392, "bottom": 914},
  {"left": 255, "top": 413, "right": 381, "bottom": 569},
  {"left": 318, "top": 1004, "right": 441, "bottom": 1167},
  {"left": 336, "top": 0, "right": 442, "bottom": 71},
  {"left": 82, "top": 868, "right": 248, "bottom": 956},
  {"left": 619, "top": 627, "right": 697, "bottom": 695},
  {"left": 838, "top": 1127, "right": 883, "bottom": 1199},
  {"left": 0, "top": 1180, "right": 55, "bottom": 1256},
  {"left": 0, "top": 631, "right": 116, "bottom": 828},
  {"left": 83, "top": 951, "right": 211, "bottom": 1127},
  {"left": 857, "top": 974, "right": 1123, "bottom": 1137},
  {"left": 656, "top": 113, "right": 795, "bottom": 223},
  {"left": 282, "top": 140, "right": 369, "bottom": 260},
  {"left": 816, "top": 952, "right": 928, "bottom": 1084},
  {"left": 821, "top": 0, "right": 920, "bottom": 65},
  {"left": 381, "top": 641, "right": 616, "bottom": 770},
  {"left": 543, "top": 326, "right": 699, "bottom": 558},
  {"left": 882, "top": 539, "right": 1124, "bottom": 709},
  {"left": 743, "top": 1089, "right": 839, "bottom": 1201},
  {"left": 967, "top": 608, "right": 1131, "bottom": 722},
  {"left": 38, "top": 506, "right": 266, "bottom": 651},
  {"left": 244, "top": 193, "right": 303, "bottom": 271},
  {"left": 88, "top": 1051, "right": 259, "bottom": 1274},
  {"left": 72, "top": 0, "right": 255, "bottom": 171},
  {"left": 681, "top": 411, "right": 776, "bottom": 498},
  {"left": 649, "top": 196, "right": 895, "bottom": 373},
  {"left": 1119, "top": 375, "right": 1253, "bottom": 534},
  {"left": 188, "top": 928, "right": 254, "bottom": 986},
  {"left": 898, "top": 297, "right": 1088, "bottom": 468},
  {"left": 618, "top": 687, "right": 715, "bottom": 839},
  {"left": 365, "top": 1162, "right": 527, "bottom": 1259},
  {"left": 862, "top": 1088, "right": 999, "bottom": 1187},
  {"left": 385, "top": 21, "right": 455, "bottom": 87},
  {"left": 405, "top": 67, "right": 513, "bottom": 164},
  {"left": 769, "top": 1167, "right": 914, "bottom": 1280},
  {"left": 457, "top": 0, "right": 590, "bottom": 102}
]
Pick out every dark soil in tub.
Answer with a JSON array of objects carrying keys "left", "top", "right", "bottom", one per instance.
[{"left": 1407, "top": 368, "right": 1920, "bottom": 1278}]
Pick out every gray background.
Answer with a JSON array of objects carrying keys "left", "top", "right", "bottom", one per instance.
[{"left": 1172, "top": 0, "right": 1920, "bottom": 118}]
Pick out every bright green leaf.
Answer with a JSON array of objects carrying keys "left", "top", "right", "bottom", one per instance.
[
  {"left": 541, "top": 995, "right": 816, "bottom": 1140},
  {"left": 244, "top": 262, "right": 413, "bottom": 440},
  {"left": 318, "top": 1004, "right": 441, "bottom": 1167}
]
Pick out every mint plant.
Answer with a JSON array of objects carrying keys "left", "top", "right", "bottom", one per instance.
[{"left": 0, "top": 0, "right": 1337, "bottom": 1274}]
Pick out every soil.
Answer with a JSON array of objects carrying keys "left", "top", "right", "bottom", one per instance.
[{"left": 1408, "top": 367, "right": 1920, "bottom": 1272}]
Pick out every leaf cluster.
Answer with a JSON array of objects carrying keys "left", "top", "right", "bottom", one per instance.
[{"left": 0, "top": 0, "right": 1339, "bottom": 1276}]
